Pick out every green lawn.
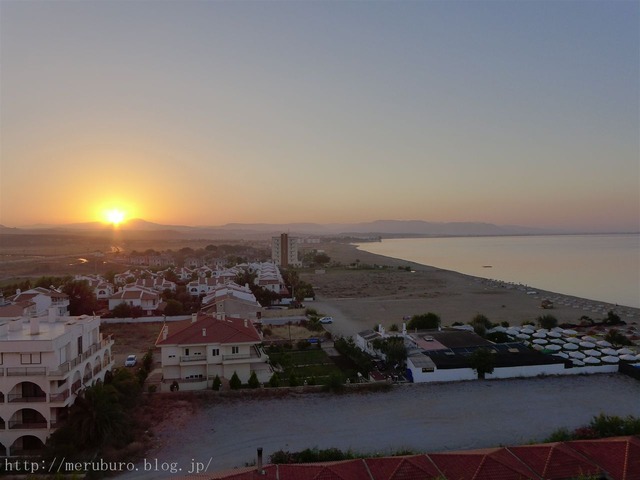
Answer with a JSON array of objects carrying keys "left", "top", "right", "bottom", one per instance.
[{"left": 269, "top": 348, "right": 342, "bottom": 385}]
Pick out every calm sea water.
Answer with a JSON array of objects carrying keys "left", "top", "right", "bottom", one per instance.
[{"left": 355, "top": 234, "right": 640, "bottom": 308}]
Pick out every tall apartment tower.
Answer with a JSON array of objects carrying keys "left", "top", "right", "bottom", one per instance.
[{"left": 271, "top": 233, "right": 301, "bottom": 268}]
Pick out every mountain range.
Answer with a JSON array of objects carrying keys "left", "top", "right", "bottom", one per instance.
[{"left": 1, "top": 219, "right": 558, "bottom": 238}]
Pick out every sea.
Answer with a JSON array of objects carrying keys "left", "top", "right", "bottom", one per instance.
[{"left": 355, "top": 234, "right": 640, "bottom": 309}]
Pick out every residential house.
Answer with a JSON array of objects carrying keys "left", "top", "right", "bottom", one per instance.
[
  {"left": 0, "top": 310, "right": 114, "bottom": 456},
  {"left": 8, "top": 288, "right": 69, "bottom": 317},
  {"left": 107, "top": 287, "right": 160, "bottom": 315},
  {"left": 201, "top": 283, "right": 262, "bottom": 322},
  {"left": 156, "top": 313, "right": 271, "bottom": 391}
]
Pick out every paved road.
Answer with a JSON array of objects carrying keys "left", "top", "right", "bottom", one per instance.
[{"left": 118, "top": 374, "right": 640, "bottom": 479}]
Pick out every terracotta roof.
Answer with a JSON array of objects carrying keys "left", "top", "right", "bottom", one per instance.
[
  {"left": 567, "top": 436, "right": 640, "bottom": 480},
  {"left": 508, "top": 442, "right": 602, "bottom": 479},
  {"left": 181, "top": 436, "right": 640, "bottom": 480},
  {"left": 156, "top": 313, "right": 260, "bottom": 346}
]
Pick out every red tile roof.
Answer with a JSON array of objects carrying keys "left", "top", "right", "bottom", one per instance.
[
  {"left": 508, "top": 442, "right": 602, "bottom": 479},
  {"left": 156, "top": 313, "right": 261, "bottom": 346},
  {"left": 567, "top": 436, "right": 640, "bottom": 480},
  {"left": 184, "top": 436, "right": 640, "bottom": 480}
]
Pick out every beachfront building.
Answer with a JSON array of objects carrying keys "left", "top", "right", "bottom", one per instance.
[
  {"left": 272, "top": 233, "right": 301, "bottom": 268},
  {"left": 156, "top": 313, "right": 272, "bottom": 391},
  {"left": 0, "top": 311, "right": 114, "bottom": 456}
]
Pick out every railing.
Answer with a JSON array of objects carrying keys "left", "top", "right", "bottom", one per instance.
[
  {"left": 50, "top": 390, "right": 70, "bottom": 403},
  {"left": 7, "top": 367, "right": 46, "bottom": 377},
  {"left": 180, "top": 355, "right": 205, "bottom": 362},
  {"left": 71, "top": 380, "right": 81, "bottom": 394},
  {"left": 7, "top": 394, "right": 46, "bottom": 403},
  {"left": 222, "top": 353, "right": 252, "bottom": 361},
  {"left": 9, "top": 421, "right": 48, "bottom": 429}
]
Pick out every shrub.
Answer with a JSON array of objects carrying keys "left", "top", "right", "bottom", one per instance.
[
  {"left": 323, "top": 373, "right": 345, "bottom": 393},
  {"left": 229, "top": 372, "right": 242, "bottom": 390},
  {"left": 212, "top": 375, "right": 222, "bottom": 391},
  {"left": 247, "top": 371, "right": 260, "bottom": 389},
  {"left": 389, "top": 324, "right": 399, "bottom": 332},
  {"left": 605, "top": 329, "right": 633, "bottom": 346},
  {"left": 268, "top": 373, "right": 280, "bottom": 388},
  {"left": 407, "top": 312, "right": 440, "bottom": 330},
  {"left": 289, "top": 373, "right": 299, "bottom": 387},
  {"left": 537, "top": 314, "right": 558, "bottom": 330},
  {"left": 296, "top": 339, "right": 311, "bottom": 350}
]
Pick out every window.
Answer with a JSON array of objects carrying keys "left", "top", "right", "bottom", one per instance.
[
  {"left": 21, "top": 353, "right": 42, "bottom": 364},
  {"left": 231, "top": 346, "right": 239, "bottom": 354},
  {"left": 184, "top": 348, "right": 190, "bottom": 356},
  {"left": 168, "top": 354, "right": 176, "bottom": 359},
  {"left": 211, "top": 348, "right": 220, "bottom": 356}
]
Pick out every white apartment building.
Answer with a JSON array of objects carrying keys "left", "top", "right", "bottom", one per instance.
[
  {"left": 0, "top": 310, "right": 114, "bottom": 456},
  {"left": 271, "top": 233, "right": 301, "bottom": 268},
  {"left": 8, "top": 288, "right": 69, "bottom": 317}
]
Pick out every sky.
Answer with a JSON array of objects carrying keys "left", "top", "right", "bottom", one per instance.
[{"left": 1, "top": 0, "right": 638, "bottom": 232}]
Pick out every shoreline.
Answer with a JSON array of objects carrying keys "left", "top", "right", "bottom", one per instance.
[{"left": 302, "top": 243, "right": 639, "bottom": 337}]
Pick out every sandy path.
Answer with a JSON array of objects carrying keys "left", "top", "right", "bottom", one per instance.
[{"left": 119, "top": 374, "right": 640, "bottom": 479}]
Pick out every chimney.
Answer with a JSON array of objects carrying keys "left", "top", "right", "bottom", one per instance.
[
  {"left": 16, "top": 289, "right": 21, "bottom": 295},
  {"left": 402, "top": 322, "right": 407, "bottom": 335},
  {"left": 257, "top": 447, "right": 263, "bottom": 472},
  {"left": 191, "top": 313, "right": 198, "bottom": 323},
  {"left": 30, "top": 315, "right": 40, "bottom": 335},
  {"left": 162, "top": 325, "right": 168, "bottom": 341},
  {"left": 202, "top": 328, "right": 206, "bottom": 337},
  {"left": 48, "top": 306, "right": 57, "bottom": 323},
  {"left": 244, "top": 319, "right": 248, "bottom": 328}
]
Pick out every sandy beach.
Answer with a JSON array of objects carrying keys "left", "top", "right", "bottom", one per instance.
[{"left": 302, "top": 242, "right": 640, "bottom": 338}]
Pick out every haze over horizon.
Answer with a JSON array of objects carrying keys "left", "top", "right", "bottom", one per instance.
[{"left": 1, "top": 1, "right": 638, "bottom": 232}]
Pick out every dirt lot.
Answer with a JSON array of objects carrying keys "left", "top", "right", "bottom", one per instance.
[
  {"left": 119, "top": 374, "right": 640, "bottom": 479},
  {"left": 101, "top": 322, "right": 164, "bottom": 368}
]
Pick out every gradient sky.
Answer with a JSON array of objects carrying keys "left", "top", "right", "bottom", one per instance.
[{"left": 1, "top": 0, "right": 638, "bottom": 231}]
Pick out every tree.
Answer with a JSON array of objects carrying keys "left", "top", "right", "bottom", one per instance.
[
  {"left": 62, "top": 280, "right": 99, "bottom": 316},
  {"left": 469, "top": 348, "right": 495, "bottom": 380},
  {"left": 537, "top": 314, "right": 558, "bottom": 330},
  {"left": 605, "top": 329, "right": 633, "bottom": 346},
  {"left": 469, "top": 314, "right": 492, "bottom": 337},
  {"left": 407, "top": 312, "right": 440, "bottom": 330},
  {"left": 229, "top": 371, "right": 242, "bottom": 389},
  {"left": 112, "top": 302, "right": 132, "bottom": 318},
  {"left": 604, "top": 310, "right": 622, "bottom": 326},
  {"left": 268, "top": 373, "right": 280, "bottom": 388},
  {"left": 164, "top": 299, "right": 184, "bottom": 316},
  {"left": 212, "top": 375, "right": 222, "bottom": 391},
  {"left": 247, "top": 371, "right": 260, "bottom": 389}
]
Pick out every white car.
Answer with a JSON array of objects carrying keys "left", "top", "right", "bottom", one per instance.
[
  {"left": 124, "top": 354, "right": 137, "bottom": 367},
  {"left": 319, "top": 317, "right": 333, "bottom": 324}
]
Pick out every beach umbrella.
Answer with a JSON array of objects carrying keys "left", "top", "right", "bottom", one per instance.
[
  {"left": 617, "top": 348, "right": 634, "bottom": 355},
  {"left": 536, "top": 328, "right": 548, "bottom": 334},
  {"left": 516, "top": 333, "right": 529, "bottom": 340},
  {"left": 563, "top": 343, "right": 579, "bottom": 351},
  {"left": 596, "top": 340, "right": 612, "bottom": 347},
  {"left": 521, "top": 327, "right": 535, "bottom": 334},
  {"left": 583, "top": 357, "right": 601, "bottom": 364},
  {"left": 532, "top": 332, "right": 547, "bottom": 339},
  {"left": 547, "top": 331, "right": 562, "bottom": 338},
  {"left": 489, "top": 326, "right": 507, "bottom": 333},
  {"left": 600, "top": 348, "right": 618, "bottom": 356},
  {"left": 566, "top": 337, "right": 581, "bottom": 344},
  {"left": 579, "top": 341, "right": 596, "bottom": 349},
  {"left": 532, "top": 338, "right": 548, "bottom": 345},
  {"left": 584, "top": 349, "right": 602, "bottom": 357},
  {"left": 572, "top": 359, "right": 585, "bottom": 366},
  {"left": 550, "top": 338, "right": 565, "bottom": 345},
  {"left": 545, "top": 344, "right": 561, "bottom": 352},
  {"left": 602, "top": 356, "right": 619, "bottom": 364},
  {"left": 562, "top": 329, "right": 578, "bottom": 336},
  {"left": 532, "top": 344, "right": 544, "bottom": 351},
  {"left": 619, "top": 354, "right": 638, "bottom": 361},
  {"left": 552, "top": 351, "right": 569, "bottom": 359},
  {"left": 551, "top": 327, "right": 564, "bottom": 332},
  {"left": 506, "top": 328, "right": 520, "bottom": 336},
  {"left": 582, "top": 336, "right": 597, "bottom": 342},
  {"left": 569, "top": 351, "right": 586, "bottom": 359}
]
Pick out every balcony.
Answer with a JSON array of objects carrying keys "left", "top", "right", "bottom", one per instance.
[
  {"left": 7, "top": 367, "right": 46, "bottom": 377},
  {"left": 71, "top": 380, "right": 81, "bottom": 394},
  {"left": 9, "top": 421, "right": 48, "bottom": 429},
  {"left": 7, "top": 394, "right": 46, "bottom": 403},
  {"left": 50, "top": 390, "right": 70, "bottom": 403},
  {"left": 222, "top": 346, "right": 267, "bottom": 363},
  {"left": 179, "top": 355, "right": 206, "bottom": 363}
]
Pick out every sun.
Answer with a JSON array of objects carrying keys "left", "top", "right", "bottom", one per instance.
[{"left": 104, "top": 209, "right": 126, "bottom": 225}]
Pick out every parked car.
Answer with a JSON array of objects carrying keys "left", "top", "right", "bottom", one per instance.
[
  {"left": 124, "top": 354, "right": 137, "bottom": 367},
  {"left": 319, "top": 317, "right": 333, "bottom": 324}
]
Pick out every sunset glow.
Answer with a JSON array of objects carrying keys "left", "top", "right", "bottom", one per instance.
[{"left": 104, "top": 209, "right": 126, "bottom": 226}]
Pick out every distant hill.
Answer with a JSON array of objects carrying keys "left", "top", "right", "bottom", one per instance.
[{"left": 3, "top": 219, "right": 561, "bottom": 239}]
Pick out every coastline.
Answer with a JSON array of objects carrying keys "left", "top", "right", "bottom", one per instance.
[{"left": 302, "top": 243, "right": 640, "bottom": 337}]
